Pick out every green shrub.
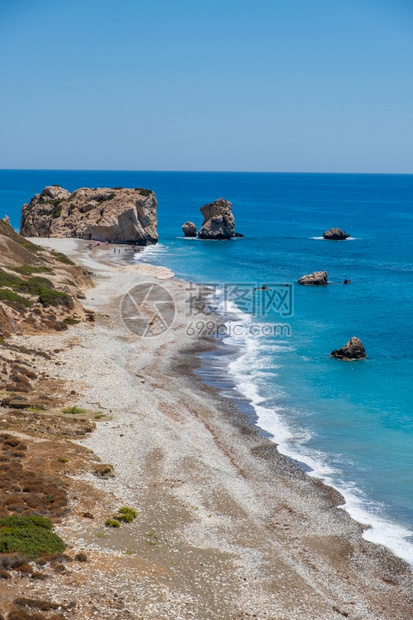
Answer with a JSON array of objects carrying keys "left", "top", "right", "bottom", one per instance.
[
  {"left": 63, "top": 317, "right": 80, "bottom": 325},
  {"left": 51, "top": 250, "right": 75, "bottom": 266},
  {"left": 43, "top": 199, "right": 63, "bottom": 218},
  {"left": 38, "top": 289, "right": 74, "bottom": 309},
  {"left": 8, "top": 265, "right": 53, "bottom": 276},
  {"left": 0, "top": 288, "right": 32, "bottom": 310},
  {"left": 96, "top": 193, "right": 115, "bottom": 203},
  {"left": 16, "top": 276, "right": 54, "bottom": 296},
  {"left": 0, "top": 515, "right": 66, "bottom": 558},
  {"left": 135, "top": 188, "right": 153, "bottom": 196},
  {"left": 105, "top": 519, "right": 121, "bottom": 528},
  {"left": 57, "top": 457, "right": 68, "bottom": 463},
  {"left": 113, "top": 506, "right": 137, "bottom": 523},
  {"left": 62, "top": 405, "right": 86, "bottom": 414},
  {"left": 119, "top": 506, "right": 137, "bottom": 519},
  {"left": 0, "top": 268, "right": 23, "bottom": 288},
  {"left": 20, "top": 240, "right": 43, "bottom": 253}
]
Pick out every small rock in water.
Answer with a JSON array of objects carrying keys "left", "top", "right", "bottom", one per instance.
[
  {"left": 298, "top": 271, "right": 328, "bottom": 286},
  {"left": 331, "top": 337, "right": 366, "bottom": 360},
  {"left": 323, "top": 228, "right": 350, "bottom": 240},
  {"left": 182, "top": 221, "right": 197, "bottom": 237}
]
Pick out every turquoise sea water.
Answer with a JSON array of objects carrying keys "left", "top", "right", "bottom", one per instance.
[{"left": 1, "top": 170, "right": 412, "bottom": 563}]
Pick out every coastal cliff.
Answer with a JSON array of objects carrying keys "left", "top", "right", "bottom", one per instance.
[{"left": 20, "top": 185, "right": 158, "bottom": 245}]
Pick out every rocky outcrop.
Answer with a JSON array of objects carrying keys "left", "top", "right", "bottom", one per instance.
[
  {"left": 182, "top": 221, "right": 197, "bottom": 237},
  {"left": 331, "top": 337, "right": 366, "bottom": 360},
  {"left": 198, "top": 198, "right": 236, "bottom": 239},
  {"left": 323, "top": 228, "right": 350, "bottom": 240},
  {"left": 20, "top": 185, "right": 158, "bottom": 245},
  {"left": 298, "top": 271, "right": 328, "bottom": 286}
]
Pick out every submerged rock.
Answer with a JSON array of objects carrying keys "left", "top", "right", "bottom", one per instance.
[
  {"left": 20, "top": 186, "right": 158, "bottom": 245},
  {"left": 298, "top": 271, "right": 328, "bottom": 286},
  {"left": 182, "top": 221, "right": 197, "bottom": 237},
  {"left": 198, "top": 198, "right": 236, "bottom": 239},
  {"left": 323, "top": 228, "right": 350, "bottom": 240},
  {"left": 331, "top": 337, "right": 366, "bottom": 360}
]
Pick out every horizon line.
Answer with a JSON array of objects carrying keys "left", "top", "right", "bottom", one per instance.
[{"left": 1, "top": 168, "right": 413, "bottom": 176}]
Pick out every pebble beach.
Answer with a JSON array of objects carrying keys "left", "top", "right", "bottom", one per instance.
[{"left": 5, "top": 237, "right": 411, "bottom": 620}]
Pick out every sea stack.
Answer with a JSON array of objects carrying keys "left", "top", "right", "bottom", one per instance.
[
  {"left": 182, "top": 221, "right": 197, "bottom": 237},
  {"left": 298, "top": 271, "right": 328, "bottom": 286},
  {"left": 198, "top": 198, "right": 236, "bottom": 239},
  {"left": 331, "top": 337, "right": 366, "bottom": 360},
  {"left": 20, "top": 185, "right": 158, "bottom": 245},
  {"left": 323, "top": 228, "right": 350, "bottom": 240}
]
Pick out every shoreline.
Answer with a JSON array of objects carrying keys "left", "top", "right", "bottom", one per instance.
[
  {"left": 10, "top": 237, "right": 413, "bottom": 619},
  {"left": 200, "top": 302, "right": 413, "bottom": 568},
  {"left": 134, "top": 243, "right": 413, "bottom": 567}
]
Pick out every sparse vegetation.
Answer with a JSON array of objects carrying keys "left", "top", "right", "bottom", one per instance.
[
  {"left": 20, "top": 239, "right": 43, "bottom": 253},
  {"left": 8, "top": 265, "right": 53, "bottom": 276},
  {"left": 115, "top": 506, "right": 138, "bottom": 523},
  {"left": 0, "top": 268, "right": 23, "bottom": 288},
  {"left": 105, "top": 519, "right": 121, "bottom": 528},
  {"left": 16, "top": 276, "right": 55, "bottom": 296},
  {"left": 51, "top": 250, "right": 75, "bottom": 265},
  {"left": 135, "top": 187, "right": 153, "bottom": 196},
  {"left": 0, "top": 288, "right": 32, "bottom": 311},
  {"left": 96, "top": 192, "right": 115, "bottom": 203},
  {"left": 27, "top": 405, "right": 45, "bottom": 412},
  {"left": 0, "top": 515, "right": 66, "bottom": 558},
  {"left": 63, "top": 317, "right": 80, "bottom": 325},
  {"left": 38, "top": 288, "right": 74, "bottom": 309},
  {"left": 57, "top": 457, "right": 68, "bottom": 463},
  {"left": 62, "top": 405, "right": 86, "bottom": 414},
  {"left": 93, "top": 464, "right": 114, "bottom": 478},
  {"left": 43, "top": 198, "right": 63, "bottom": 218}
]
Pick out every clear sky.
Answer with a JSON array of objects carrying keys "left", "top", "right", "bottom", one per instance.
[{"left": 1, "top": 0, "right": 413, "bottom": 172}]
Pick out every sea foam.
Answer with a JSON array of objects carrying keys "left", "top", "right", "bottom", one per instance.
[{"left": 216, "top": 298, "right": 413, "bottom": 567}]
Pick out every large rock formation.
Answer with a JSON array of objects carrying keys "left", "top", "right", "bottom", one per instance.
[
  {"left": 20, "top": 186, "right": 158, "bottom": 245},
  {"left": 182, "top": 221, "right": 197, "bottom": 237},
  {"left": 298, "top": 271, "right": 328, "bottom": 286},
  {"left": 331, "top": 337, "right": 366, "bottom": 360},
  {"left": 198, "top": 198, "right": 236, "bottom": 239},
  {"left": 323, "top": 228, "right": 350, "bottom": 240}
]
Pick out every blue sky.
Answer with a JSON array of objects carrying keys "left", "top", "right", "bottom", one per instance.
[{"left": 0, "top": 0, "right": 412, "bottom": 172}]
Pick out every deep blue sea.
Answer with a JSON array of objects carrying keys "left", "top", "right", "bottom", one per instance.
[{"left": 1, "top": 170, "right": 412, "bottom": 564}]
